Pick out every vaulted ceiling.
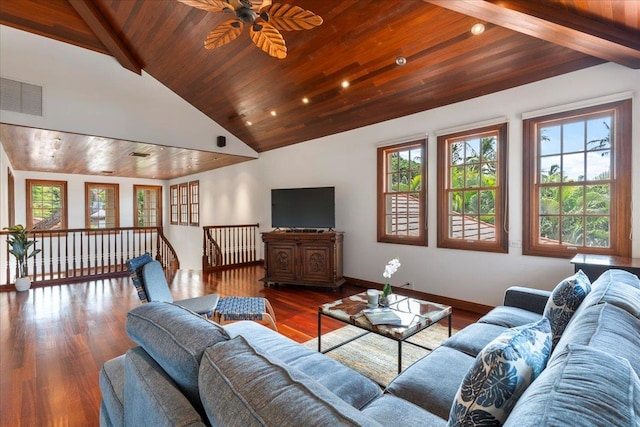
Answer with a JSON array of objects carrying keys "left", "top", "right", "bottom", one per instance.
[{"left": 1, "top": 0, "right": 638, "bottom": 178}]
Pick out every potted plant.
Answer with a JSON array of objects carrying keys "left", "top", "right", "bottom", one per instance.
[
  {"left": 380, "top": 257, "right": 400, "bottom": 306},
  {"left": 3, "top": 224, "right": 41, "bottom": 291}
]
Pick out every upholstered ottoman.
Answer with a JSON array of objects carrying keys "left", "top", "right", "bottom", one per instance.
[{"left": 213, "top": 296, "right": 278, "bottom": 331}]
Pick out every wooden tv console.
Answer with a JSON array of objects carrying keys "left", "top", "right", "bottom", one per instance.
[{"left": 261, "top": 231, "right": 345, "bottom": 289}]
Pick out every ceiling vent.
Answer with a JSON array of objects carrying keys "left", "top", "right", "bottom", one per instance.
[
  {"left": 0, "top": 77, "right": 43, "bottom": 116},
  {"left": 129, "top": 152, "right": 150, "bottom": 158}
]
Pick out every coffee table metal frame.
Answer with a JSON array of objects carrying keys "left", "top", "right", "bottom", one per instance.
[{"left": 317, "top": 292, "right": 452, "bottom": 374}]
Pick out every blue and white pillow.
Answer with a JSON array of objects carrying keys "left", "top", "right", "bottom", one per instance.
[
  {"left": 447, "top": 318, "right": 552, "bottom": 427},
  {"left": 543, "top": 270, "right": 591, "bottom": 349}
]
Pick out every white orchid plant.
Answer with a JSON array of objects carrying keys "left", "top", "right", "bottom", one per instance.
[{"left": 381, "top": 257, "right": 401, "bottom": 298}]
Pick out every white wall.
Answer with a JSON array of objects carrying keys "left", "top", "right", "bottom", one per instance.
[
  {"left": 0, "top": 144, "right": 10, "bottom": 279},
  {"left": 0, "top": 143, "right": 10, "bottom": 228},
  {"left": 165, "top": 159, "right": 265, "bottom": 269},
  {"left": 176, "top": 62, "right": 639, "bottom": 307},
  {"left": 0, "top": 25, "right": 257, "bottom": 159}
]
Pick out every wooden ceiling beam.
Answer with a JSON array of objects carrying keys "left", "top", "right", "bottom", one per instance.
[
  {"left": 424, "top": 0, "right": 640, "bottom": 69},
  {"left": 67, "top": 0, "right": 142, "bottom": 74}
]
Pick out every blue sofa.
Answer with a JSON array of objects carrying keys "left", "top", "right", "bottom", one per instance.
[{"left": 100, "top": 269, "right": 639, "bottom": 426}]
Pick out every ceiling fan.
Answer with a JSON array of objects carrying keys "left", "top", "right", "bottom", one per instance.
[{"left": 177, "top": 0, "right": 323, "bottom": 59}]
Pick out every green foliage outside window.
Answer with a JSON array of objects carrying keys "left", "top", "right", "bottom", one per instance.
[
  {"left": 537, "top": 118, "right": 612, "bottom": 248},
  {"left": 448, "top": 136, "right": 497, "bottom": 225}
]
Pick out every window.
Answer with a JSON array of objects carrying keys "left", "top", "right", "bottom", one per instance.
[
  {"left": 437, "top": 123, "right": 508, "bottom": 253},
  {"left": 189, "top": 180, "right": 200, "bottom": 226},
  {"left": 523, "top": 99, "right": 632, "bottom": 258},
  {"left": 134, "top": 185, "right": 162, "bottom": 227},
  {"left": 377, "top": 139, "right": 427, "bottom": 245},
  {"left": 170, "top": 185, "right": 179, "bottom": 225},
  {"left": 85, "top": 183, "right": 119, "bottom": 229},
  {"left": 26, "top": 179, "right": 67, "bottom": 230},
  {"left": 179, "top": 182, "right": 189, "bottom": 225}
]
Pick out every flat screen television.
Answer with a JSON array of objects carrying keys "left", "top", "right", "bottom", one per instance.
[{"left": 271, "top": 187, "right": 335, "bottom": 229}]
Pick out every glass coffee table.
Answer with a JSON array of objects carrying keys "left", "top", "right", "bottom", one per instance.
[{"left": 318, "top": 292, "right": 452, "bottom": 373}]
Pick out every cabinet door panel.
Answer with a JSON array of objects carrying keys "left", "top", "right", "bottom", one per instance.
[
  {"left": 267, "top": 244, "right": 297, "bottom": 280},
  {"left": 300, "top": 245, "right": 332, "bottom": 282}
]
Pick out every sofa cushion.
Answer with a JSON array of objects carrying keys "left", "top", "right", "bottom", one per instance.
[
  {"left": 543, "top": 270, "right": 591, "bottom": 348},
  {"left": 124, "top": 347, "right": 206, "bottom": 427},
  {"left": 125, "top": 302, "right": 229, "bottom": 411},
  {"left": 447, "top": 318, "right": 552, "bottom": 427},
  {"left": 548, "top": 302, "right": 640, "bottom": 373},
  {"left": 100, "top": 402, "right": 116, "bottom": 427},
  {"left": 442, "top": 323, "right": 507, "bottom": 357},
  {"left": 198, "top": 335, "right": 382, "bottom": 426},
  {"left": 580, "top": 269, "right": 640, "bottom": 317},
  {"left": 99, "top": 355, "right": 125, "bottom": 427},
  {"left": 361, "top": 395, "right": 447, "bottom": 427},
  {"left": 385, "top": 346, "right": 475, "bottom": 420},
  {"left": 477, "top": 306, "right": 542, "bottom": 328},
  {"left": 504, "top": 344, "right": 640, "bottom": 427},
  {"left": 224, "top": 320, "right": 382, "bottom": 410}
]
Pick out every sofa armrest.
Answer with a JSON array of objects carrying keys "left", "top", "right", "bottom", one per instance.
[
  {"left": 124, "top": 347, "right": 206, "bottom": 427},
  {"left": 503, "top": 286, "right": 551, "bottom": 315}
]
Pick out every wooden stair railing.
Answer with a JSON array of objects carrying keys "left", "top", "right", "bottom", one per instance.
[
  {"left": 1, "top": 226, "right": 179, "bottom": 289},
  {"left": 203, "top": 224, "right": 261, "bottom": 274}
]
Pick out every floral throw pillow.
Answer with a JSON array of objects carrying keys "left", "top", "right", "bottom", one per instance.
[
  {"left": 543, "top": 270, "right": 591, "bottom": 349},
  {"left": 447, "top": 318, "right": 552, "bottom": 427}
]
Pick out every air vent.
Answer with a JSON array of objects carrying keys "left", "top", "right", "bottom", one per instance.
[
  {"left": 129, "top": 152, "right": 150, "bottom": 158},
  {"left": 0, "top": 77, "right": 43, "bottom": 116}
]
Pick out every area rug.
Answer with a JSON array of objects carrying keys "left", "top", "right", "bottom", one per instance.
[{"left": 303, "top": 323, "right": 456, "bottom": 386}]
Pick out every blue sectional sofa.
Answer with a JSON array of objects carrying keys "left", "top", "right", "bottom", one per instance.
[{"left": 100, "top": 269, "right": 640, "bottom": 426}]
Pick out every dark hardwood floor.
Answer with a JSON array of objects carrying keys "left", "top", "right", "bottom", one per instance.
[{"left": 0, "top": 265, "right": 481, "bottom": 426}]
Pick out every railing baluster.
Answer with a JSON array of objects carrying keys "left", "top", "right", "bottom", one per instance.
[
  {"left": 100, "top": 230, "right": 105, "bottom": 275},
  {"left": 93, "top": 231, "right": 98, "bottom": 276},
  {"left": 201, "top": 224, "right": 259, "bottom": 274},
  {"left": 56, "top": 231, "right": 61, "bottom": 280},
  {"left": 72, "top": 231, "right": 77, "bottom": 278}
]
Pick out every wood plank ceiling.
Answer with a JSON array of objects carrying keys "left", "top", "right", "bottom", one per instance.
[{"left": 1, "top": 0, "right": 638, "bottom": 179}]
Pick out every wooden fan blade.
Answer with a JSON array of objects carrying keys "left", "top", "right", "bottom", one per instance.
[
  {"left": 204, "top": 20, "right": 244, "bottom": 50},
  {"left": 228, "top": 0, "right": 270, "bottom": 12},
  {"left": 176, "top": 0, "right": 234, "bottom": 13},
  {"left": 251, "top": 0, "right": 272, "bottom": 11},
  {"left": 250, "top": 22, "right": 286, "bottom": 59},
  {"left": 267, "top": 3, "right": 323, "bottom": 31}
]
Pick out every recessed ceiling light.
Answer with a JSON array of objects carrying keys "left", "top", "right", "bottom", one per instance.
[
  {"left": 270, "top": 110, "right": 277, "bottom": 116},
  {"left": 341, "top": 80, "right": 350, "bottom": 88},
  {"left": 302, "top": 97, "right": 309, "bottom": 104},
  {"left": 246, "top": 120, "right": 252, "bottom": 126},
  {"left": 395, "top": 56, "right": 407, "bottom": 66},
  {"left": 471, "top": 23, "right": 485, "bottom": 35}
]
